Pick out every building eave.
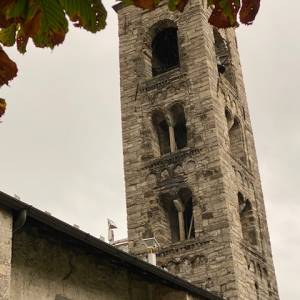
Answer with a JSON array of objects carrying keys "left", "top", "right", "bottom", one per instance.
[{"left": 0, "top": 190, "right": 223, "bottom": 300}]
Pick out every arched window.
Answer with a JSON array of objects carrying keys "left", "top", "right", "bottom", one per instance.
[
  {"left": 152, "top": 111, "right": 171, "bottom": 155},
  {"left": 169, "top": 104, "right": 187, "bottom": 150},
  {"left": 159, "top": 188, "right": 195, "bottom": 243},
  {"left": 178, "top": 188, "right": 195, "bottom": 239},
  {"left": 213, "top": 28, "right": 235, "bottom": 85},
  {"left": 225, "top": 107, "right": 233, "bottom": 128},
  {"left": 152, "top": 105, "right": 187, "bottom": 156},
  {"left": 152, "top": 27, "right": 179, "bottom": 76},
  {"left": 160, "top": 193, "right": 180, "bottom": 242},
  {"left": 228, "top": 116, "right": 246, "bottom": 163},
  {"left": 255, "top": 282, "right": 260, "bottom": 300},
  {"left": 238, "top": 193, "right": 258, "bottom": 246}
]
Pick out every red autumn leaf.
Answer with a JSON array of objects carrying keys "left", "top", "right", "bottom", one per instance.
[
  {"left": 0, "top": 46, "right": 18, "bottom": 87},
  {"left": 208, "top": 0, "right": 240, "bottom": 28},
  {"left": 0, "top": 0, "right": 15, "bottom": 9},
  {"left": 69, "top": 14, "right": 82, "bottom": 27},
  {"left": 240, "top": 0, "right": 260, "bottom": 25},
  {"left": 0, "top": 98, "right": 6, "bottom": 118},
  {"left": 132, "top": 0, "right": 157, "bottom": 10},
  {"left": 16, "top": 10, "right": 42, "bottom": 53},
  {"left": 50, "top": 30, "right": 66, "bottom": 46},
  {"left": 25, "top": 10, "right": 42, "bottom": 38},
  {"left": 209, "top": 5, "right": 231, "bottom": 28},
  {"left": 0, "top": 13, "right": 11, "bottom": 28},
  {"left": 176, "top": 0, "right": 189, "bottom": 12}
]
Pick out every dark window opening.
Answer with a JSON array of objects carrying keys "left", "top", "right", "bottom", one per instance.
[
  {"left": 184, "top": 196, "right": 195, "bottom": 239},
  {"left": 152, "top": 111, "right": 171, "bottom": 155},
  {"left": 225, "top": 108, "right": 232, "bottom": 127},
  {"left": 238, "top": 193, "right": 258, "bottom": 246},
  {"left": 160, "top": 194, "right": 180, "bottom": 242},
  {"left": 178, "top": 188, "right": 195, "bottom": 239},
  {"left": 170, "top": 104, "right": 187, "bottom": 150},
  {"left": 214, "top": 28, "right": 228, "bottom": 65},
  {"left": 152, "top": 28, "right": 179, "bottom": 76},
  {"left": 159, "top": 188, "right": 195, "bottom": 243},
  {"left": 213, "top": 28, "right": 235, "bottom": 85},
  {"left": 167, "top": 203, "right": 180, "bottom": 242},
  {"left": 228, "top": 116, "right": 246, "bottom": 163},
  {"left": 255, "top": 282, "right": 260, "bottom": 300}
]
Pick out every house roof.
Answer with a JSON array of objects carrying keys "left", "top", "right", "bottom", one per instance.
[{"left": 0, "top": 190, "right": 222, "bottom": 300}]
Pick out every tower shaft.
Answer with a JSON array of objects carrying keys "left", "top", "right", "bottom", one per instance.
[{"left": 115, "top": 1, "right": 279, "bottom": 299}]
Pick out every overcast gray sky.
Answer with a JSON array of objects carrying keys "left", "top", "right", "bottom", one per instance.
[{"left": 1, "top": 0, "right": 299, "bottom": 298}]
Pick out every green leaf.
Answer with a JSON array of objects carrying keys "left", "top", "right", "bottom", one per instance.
[
  {"left": 6, "top": 0, "right": 28, "bottom": 19},
  {"left": 32, "top": 0, "right": 68, "bottom": 49},
  {"left": 0, "top": 23, "right": 17, "bottom": 46},
  {"left": 59, "top": 0, "right": 107, "bottom": 33},
  {"left": 122, "top": 0, "right": 133, "bottom": 5},
  {"left": 168, "top": 0, "right": 177, "bottom": 11}
]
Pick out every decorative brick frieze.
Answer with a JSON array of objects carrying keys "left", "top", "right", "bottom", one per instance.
[
  {"left": 145, "top": 148, "right": 201, "bottom": 172},
  {"left": 141, "top": 71, "right": 187, "bottom": 92}
]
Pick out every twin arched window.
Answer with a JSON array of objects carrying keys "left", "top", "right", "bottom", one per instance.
[
  {"left": 160, "top": 188, "right": 195, "bottom": 243},
  {"left": 152, "top": 104, "right": 187, "bottom": 156}
]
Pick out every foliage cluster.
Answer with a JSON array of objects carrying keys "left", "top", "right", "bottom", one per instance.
[{"left": 0, "top": 0, "right": 260, "bottom": 118}]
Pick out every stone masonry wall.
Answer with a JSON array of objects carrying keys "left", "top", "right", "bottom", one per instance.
[
  {"left": 211, "top": 27, "right": 280, "bottom": 300},
  {"left": 0, "top": 207, "right": 13, "bottom": 300},
  {"left": 10, "top": 219, "right": 204, "bottom": 300},
  {"left": 116, "top": 0, "right": 279, "bottom": 299}
]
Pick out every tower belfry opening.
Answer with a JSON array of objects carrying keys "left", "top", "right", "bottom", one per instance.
[
  {"left": 178, "top": 188, "right": 195, "bottom": 240},
  {"left": 160, "top": 193, "right": 180, "bottom": 242},
  {"left": 152, "top": 27, "right": 179, "bottom": 76},
  {"left": 159, "top": 188, "right": 195, "bottom": 243},
  {"left": 170, "top": 104, "right": 187, "bottom": 150},
  {"left": 115, "top": 2, "right": 279, "bottom": 299},
  {"left": 238, "top": 192, "right": 258, "bottom": 246},
  {"left": 152, "top": 111, "right": 171, "bottom": 155},
  {"left": 213, "top": 28, "right": 235, "bottom": 85}
]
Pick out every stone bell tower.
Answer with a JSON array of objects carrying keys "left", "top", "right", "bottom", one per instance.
[{"left": 114, "top": 0, "right": 279, "bottom": 299}]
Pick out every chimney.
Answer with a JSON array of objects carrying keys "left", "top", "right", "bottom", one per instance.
[
  {"left": 142, "top": 237, "right": 160, "bottom": 266},
  {"left": 147, "top": 252, "right": 157, "bottom": 266},
  {"left": 107, "top": 219, "right": 117, "bottom": 243}
]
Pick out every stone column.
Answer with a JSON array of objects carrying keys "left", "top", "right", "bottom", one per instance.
[
  {"left": 166, "top": 114, "right": 177, "bottom": 153},
  {"left": 0, "top": 208, "right": 13, "bottom": 300},
  {"left": 173, "top": 199, "right": 185, "bottom": 241},
  {"left": 168, "top": 126, "right": 177, "bottom": 153}
]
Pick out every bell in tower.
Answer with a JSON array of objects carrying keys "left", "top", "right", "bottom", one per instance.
[{"left": 114, "top": 0, "right": 279, "bottom": 299}]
